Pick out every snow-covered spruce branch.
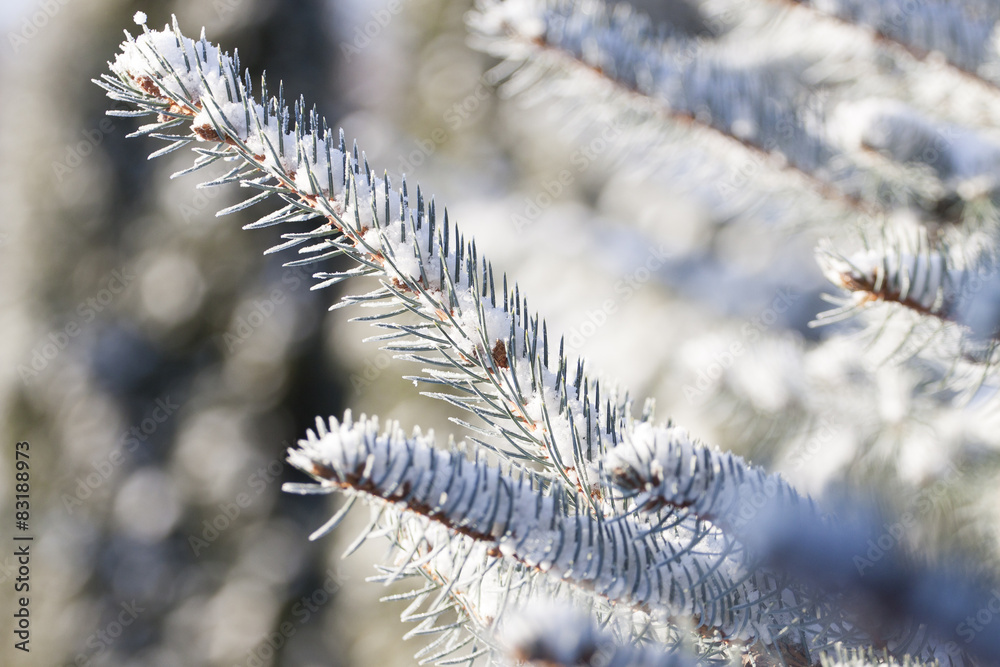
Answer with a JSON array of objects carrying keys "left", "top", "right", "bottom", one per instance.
[
  {"left": 469, "top": 0, "right": 876, "bottom": 217},
  {"left": 285, "top": 415, "right": 985, "bottom": 665},
  {"left": 598, "top": 422, "right": 1000, "bottom": 665},
  {"left": 285, "top": 414, "right": 780, "bottom": 645},
  {"left": 471, "top": 0, "right": 1000, "bottom": 396},
  {"left": 603, "top": 422, "right": 820, "bottom": 539},
  {"left": 468, "top": 0, "right": 1000, "bottom": 225},
  {"left": 97, "top": 15, "right": 976, "bottom": 666},
  {"left": 827, "top": 98, "right": 1000, "bottom": 215},
  {"left": 98, "top": 16, "right": 779, "bottom": 658},
  {"left": 470, "top": 0, "right": 1000, "bottom": 249},
  {"left": 816, "top": 244, "right": 967, "bottom": 323},
  {"left": 813, "top": 236, "right": 1000, "bottom": 384},
  {"left": 787, "top": 0, "right": 1000, "bottom": 90},
  {"left": 98, "top": 15, "right": 620, "bottom": 502}
]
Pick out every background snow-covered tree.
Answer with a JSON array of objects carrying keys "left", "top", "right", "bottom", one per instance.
[{"left": 3, "top": 0, "right": 1000, "bottom": 666}]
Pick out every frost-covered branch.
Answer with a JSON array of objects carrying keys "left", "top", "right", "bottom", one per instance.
[
  {"left": 816, "top": 244, "right": 965, "bottom": 322},
  {"left": 602, "top": 422, "right": 819, "bottom": 539},
  {"left": 828, "top": 98, "right": 1000, "bottom": 214},
  {"left": 471, "top": 0, "right": 1000, "bottom": 242},
  {"left": 813, "top": 234, "right": 1000, "bottom": 390},
  {"left": 469, "top": 0, "right": 878, "bottom": 217},
  {"left": 603, "top": 420, "right": 1000, "bottom": 665},
  {"left": 99, "top": 15, "right": 627, "bottom": 505},
  {"left": 469, "top": 0, "right": 1000, "bottom": 227},
  {"left": 283, "top": 413, "right": 821, "bottom": 648},
  {"left": 789, "top": 0, "right": 1000, "bottom": 90},
  {"left": 98, "top": 14, "right": 989, "bottom": 667},
  {"left": 470, "top": 0, "right": 1000, "bottom": 390}
]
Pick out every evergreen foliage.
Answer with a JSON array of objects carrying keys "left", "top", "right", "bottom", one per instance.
[{"left": 97, "top": 3, "right": 1000, "bottom": 665}]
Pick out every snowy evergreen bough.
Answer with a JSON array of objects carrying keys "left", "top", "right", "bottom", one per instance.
[
  {"left": 470, "top": 0, "right": 1000, "bottom": 394},
  {"left": 98, "top": 3, "right": 1000, "bottom": 666}
]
